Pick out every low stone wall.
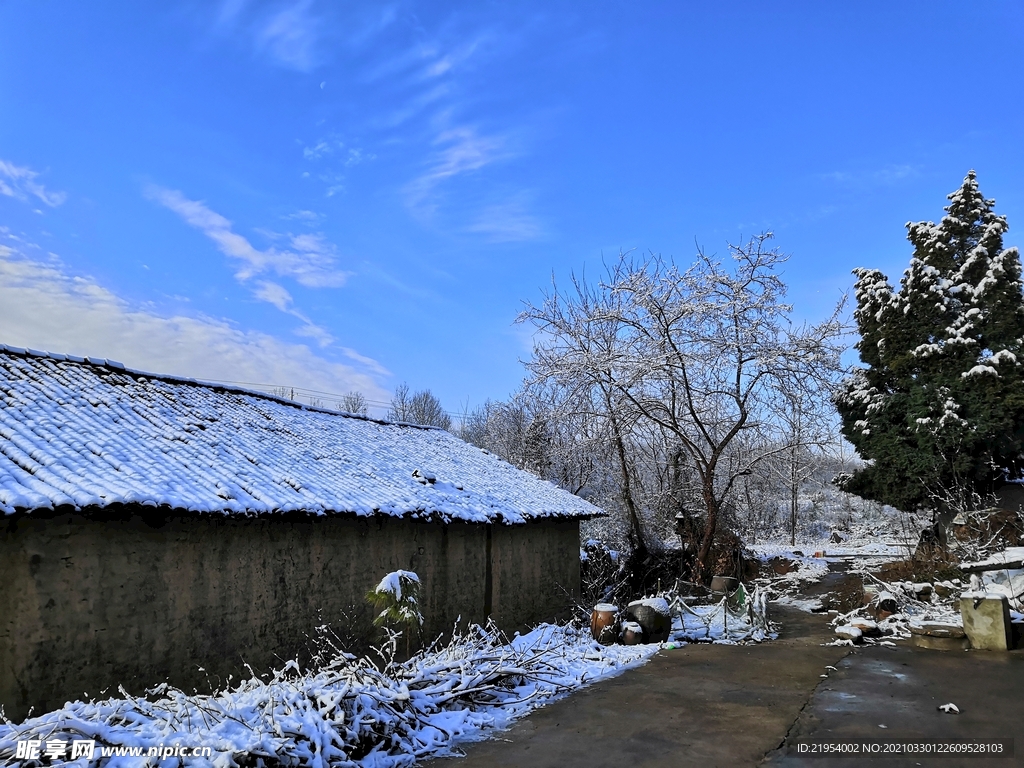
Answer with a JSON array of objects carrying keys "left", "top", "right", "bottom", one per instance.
[{"left": 0, "top": 507, "right": 580, "bottom": 721}]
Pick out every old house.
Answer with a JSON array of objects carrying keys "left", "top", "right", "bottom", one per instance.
[{"left": 0, "top": 345, "right": 597, "bottom": 721}]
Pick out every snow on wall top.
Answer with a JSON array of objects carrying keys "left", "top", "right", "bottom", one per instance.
[{"left": 0, "top": 346, "right": 603, "bottom": 523}]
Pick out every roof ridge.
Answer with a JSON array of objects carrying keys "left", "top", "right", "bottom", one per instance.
[{"left": 0, "top": 343, "right": 438, "bottom": 431}]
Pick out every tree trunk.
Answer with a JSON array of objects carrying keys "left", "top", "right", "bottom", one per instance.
[
  {"left": 694, "top": 477, "right": 719, "bottom": 583},
  {"left": 603, "top": 387, "right": 645, "bottom": 558},
  {"left": 790, "top": 446, "right": 798, "bottom": 546}
]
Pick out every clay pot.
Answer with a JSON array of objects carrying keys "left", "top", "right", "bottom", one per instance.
[
  {"left": 590, "top": 603, "right": 619, "bottom": 645},
  {"left": 621, "top": 621, "right": 643, "bottom": 645},
  {"left": 625, "top": 599, "right": 672, "bottom": 643}
]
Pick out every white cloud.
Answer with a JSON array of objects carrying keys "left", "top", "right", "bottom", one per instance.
[
  {"left": 303, "top": 140, "right": 337, "bottom": 160},
  {"left": 256, "top": 0, "right": 320, "bottom": 71},
  {"left": 147, "top": 186, "right": 350, "bottom": 288},
  {"left": 341, "top": 346, "right": 391, "bottom": 377},
  {"left": 253, "top": 279, "right": 334, "bottom": 347},
  {"left": 283, "top": 209, "right": 322, "bottom": 222},
  {"left": 252, "top": 279, "right": 294, "bottom": 312},
  {"left": 404, "top": 126, "right": 507, "bottom": 216},
  {"left": 0, "top": 159, "right": 66, "bottom": 207},
  {"left": 344, "top": 148, "right": 374, "bottom": 167},
  {"left": 467, "top": 198, "right": 544, "bottom": 243},
  {"left": 0, "top": 245, "right": 390, "bottom": 406}
]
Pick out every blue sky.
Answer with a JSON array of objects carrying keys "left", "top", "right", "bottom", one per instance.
[{"left": 2, "top": 2, "right": 1023, "bottom": 418}]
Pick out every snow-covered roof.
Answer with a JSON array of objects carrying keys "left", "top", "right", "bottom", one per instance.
[{"left": 0, "top": 345, "right": 602, "bottom": 523}]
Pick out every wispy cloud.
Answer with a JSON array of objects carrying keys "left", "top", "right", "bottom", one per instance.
[
  {"left": 404, "top": 126, "right": 508, "bottom": 216},
  {"left": 282, "top": 209, "right": 322, "bottom": 223},
  {"left": 147, "top": 186, "right": 349, "bottom": 344},
  {"left": 251, "top": 279, "right": 332, "bottom": 346},
  {"left": 216, "top": 0, "right": 322, "bottom": 72},
  {"left": 147, "top": 186, "right": 349, "bottom": 288},
  {"left": 420, "top": 38, "right": 485, "bottom": 80},
  {"left": 467, "top": 198, "right": 544, "bottom": 243},
  {"left": 341, "top": 346, "right": 390, "bottom": 377},
  {"left": 0, "top": 242, "right": 389, "bottom": 404},
  {"left": 303, "top": 138, "right": 340, "bottom": 161},
  {"left": 821, "top": 164, "right": 918, "bottom": 187},
  {"left": 300, "top": 136, "right": 376, "bottom": 197},
  {"left": 0, "top": 159, "right": 67, "bottom": 207},
  {"left": 255, "top": 0, "right": 320, "bottom": 71}
]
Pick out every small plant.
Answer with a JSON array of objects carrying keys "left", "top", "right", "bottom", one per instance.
[{"left": 366, "top": 570, "right": 423, "bottom": 657}]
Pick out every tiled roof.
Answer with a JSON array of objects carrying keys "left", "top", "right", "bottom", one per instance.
[{"left": 0, "top": 345, "right": 602, "bottom": 522}]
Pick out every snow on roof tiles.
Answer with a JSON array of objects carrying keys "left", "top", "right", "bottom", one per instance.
[{"left": 0, "top": 346, "right": 602, "bottom": 523}]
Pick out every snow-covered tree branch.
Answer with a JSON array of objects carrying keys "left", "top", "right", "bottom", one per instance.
[{"left": 519, "top": 233, "right": 847, "bottom": 580}]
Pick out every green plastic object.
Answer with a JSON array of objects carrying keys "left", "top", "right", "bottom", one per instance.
[{"left": 728, "top": 582, "right": 747, "bottom": 610}]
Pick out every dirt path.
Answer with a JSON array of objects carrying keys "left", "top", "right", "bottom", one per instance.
[{"left": 425, "top": 568, "right": 1024, "bottom": 768}]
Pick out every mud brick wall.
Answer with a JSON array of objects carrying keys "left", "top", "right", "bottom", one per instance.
[{"left": 0, "top": 508, "right": 580, "bottom": 721}]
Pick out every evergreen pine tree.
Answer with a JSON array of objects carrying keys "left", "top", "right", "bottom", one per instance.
[{"left": 837, "top": 171, "right": 1024, "bottom": 512}]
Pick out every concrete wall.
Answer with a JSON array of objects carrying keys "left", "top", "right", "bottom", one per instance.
[{"left": 0, "top": 508, "right": 580, "bottom": 722}]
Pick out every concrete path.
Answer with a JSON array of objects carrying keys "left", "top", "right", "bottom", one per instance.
[{"left": 425, "top": 581, "right": 1024, "bottom": 768}]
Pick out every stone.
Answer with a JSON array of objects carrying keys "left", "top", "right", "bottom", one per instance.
[
  {"left": 909, "top": 620, "right": 968, "bottom": 651},
  {"left": 768, "top": 557, "right": 797, "bottom": 575},
  {"left": 850, "top": 618, "right": 880, "bottom": 637},
  {"left": 960, "top": 595, "right": 1013, "bottom": 651},
  {"left": 835, "top": 625, "right": 863, "bottom": 643},
  {"left": 933, "top": 582, "right": 957, "bottom": 598}
]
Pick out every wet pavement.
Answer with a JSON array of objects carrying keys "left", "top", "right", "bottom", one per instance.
[{"left": 425, "top": 569, "right": 1024, "bottom": 768}]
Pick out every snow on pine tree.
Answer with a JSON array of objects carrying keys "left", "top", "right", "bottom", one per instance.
[{"left": 836, "top": 170, "right": 1024, "bottom": 513}]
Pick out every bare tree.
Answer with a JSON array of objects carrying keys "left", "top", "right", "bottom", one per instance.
[
  {"left": 337, "top": 391, "right": 370, "bottom": 416},
  {"left": 520, "top": 234, "right": 846, "bottom": 580},
  {"left": 387, "top": 383, "right": 452, "bottom": 430}
]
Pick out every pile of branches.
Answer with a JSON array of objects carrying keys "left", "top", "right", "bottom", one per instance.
[{"left": 1, "top": 623, "right": 650, "bottom": 768}]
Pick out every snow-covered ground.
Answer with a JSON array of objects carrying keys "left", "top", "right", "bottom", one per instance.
[{"left": 0, "top": 623, "right": 656, "bottom": 767}]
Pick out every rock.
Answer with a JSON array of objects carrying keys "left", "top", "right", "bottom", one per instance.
[
  {"left": 768, "top": 556, "right": 797, "bottom": 575},
  {"left": 835, "top": 625, "right": 863, "bottom": 643},
  {"left": 912, "top": 583, "right": 933, "bottom": 599},
  {"left": 626, "top": 598, "right": 672, "bottom": 643},
  {"left": 933, "top": 581, "right": 957, "bottom": 598},
  {"left": 909, "top": 620, "right": 965, "bottom": 639},
  {"left": 850, "top": 618, "right": 881, "bottom": 637},
  {"left": 909, "top": 619, "right": 967, "bottom": 650},
  {"left": 960, "top": 595, "right": 1013, "bottom": 651}
]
